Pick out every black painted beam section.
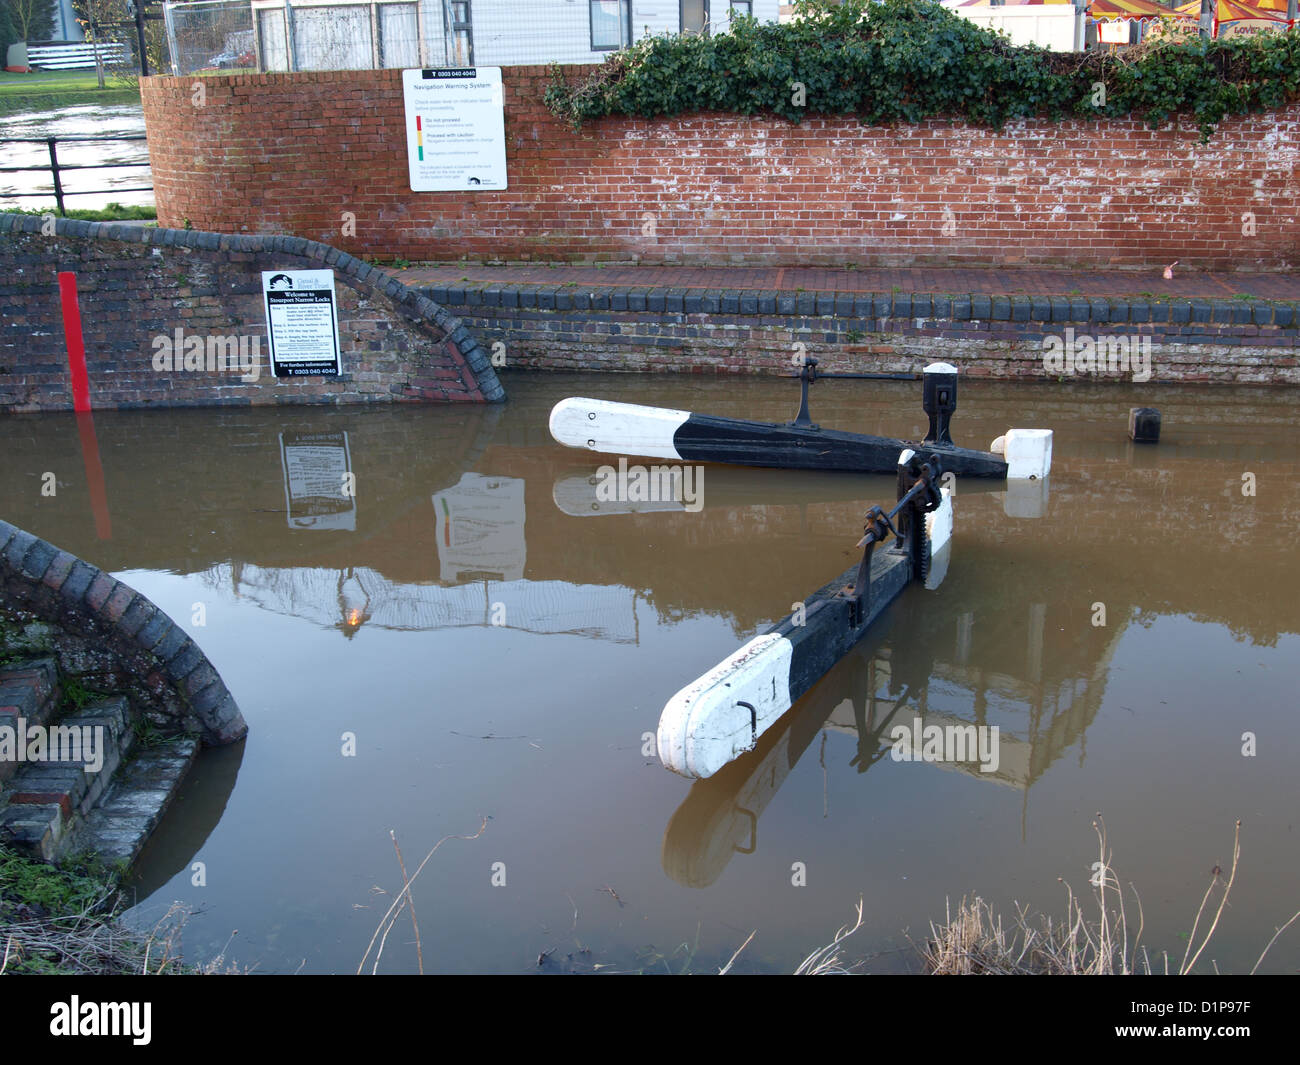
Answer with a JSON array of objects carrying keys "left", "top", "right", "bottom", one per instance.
[
  {"left": 771, "top": 546, "right": 913, "bottom": 708},
  {"left": 672, "top": 414, "right": 1007, "bottom": 478}
]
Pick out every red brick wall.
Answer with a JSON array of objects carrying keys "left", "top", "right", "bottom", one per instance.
[{"left": 140, "top": 67, "right": 1300, "bottom": 271}]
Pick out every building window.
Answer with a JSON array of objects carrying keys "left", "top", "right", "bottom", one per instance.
[
  {"left": 590, "top": 0, "right": 631, "bottom": 51},
  {"left": 682, "top": 1, "right": 747, "bottom": 35},
  {"left": 378, "top": 2, "right": 419, "bottom": 68},
  {"left": 681, "top": 0, "right": 709, "bottom": 35}
]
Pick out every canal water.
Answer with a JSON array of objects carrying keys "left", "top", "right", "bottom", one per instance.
[{"left": 0, "top": 372, "right": 1296, "bottom": 974}]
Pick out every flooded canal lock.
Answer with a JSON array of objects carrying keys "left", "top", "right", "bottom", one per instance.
[{"left": 4, "top": 347, "right": 1297, "bottom": 975}]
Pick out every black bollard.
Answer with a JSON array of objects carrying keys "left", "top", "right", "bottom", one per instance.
[
  {"left": 1129, "top": 407, "right": 1161, "bottom": 444},
  {"left": 922, "top": 362, "right": 958, "bottom": 447}
]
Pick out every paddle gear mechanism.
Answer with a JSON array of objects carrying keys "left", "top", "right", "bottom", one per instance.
[
  {"left": 788, "top": 355, "right": 819, "bottom": 431},
  {"left": 846, "top": 453, "right": 944, "bottom": 625}
]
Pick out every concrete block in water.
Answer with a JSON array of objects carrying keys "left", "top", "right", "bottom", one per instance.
[{"left": 1003, "top": 429, "right": 1053, "bottom": 481}]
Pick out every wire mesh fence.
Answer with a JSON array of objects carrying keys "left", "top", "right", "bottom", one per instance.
[{"left": 165, "top": 0, "right": 257, "bottom": 74}]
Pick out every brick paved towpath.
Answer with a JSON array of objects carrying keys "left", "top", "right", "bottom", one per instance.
[{"left": 393, "top": 262, "right": 1300, "bottom": 302}]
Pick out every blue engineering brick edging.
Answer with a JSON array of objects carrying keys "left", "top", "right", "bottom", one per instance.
[
  {"left": 0, "top": 518, "right": 247, "bottom": 746},
  {"left": 0, "top": 212, "right": 505, "bottom": 404},
  {"left": 428, "top": 279, "right": 1300, "bottom": 384},
  {"left": 414, "top": 281, "right": 1300, "bottom": 332}
]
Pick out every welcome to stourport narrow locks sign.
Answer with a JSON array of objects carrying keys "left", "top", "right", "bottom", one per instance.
[{"left": 261, "top": 269, "right": 343, "bottom": 377}]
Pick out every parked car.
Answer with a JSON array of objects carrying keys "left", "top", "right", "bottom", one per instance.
[{"left": 207, "top": 48, "right": 255, "bottom": 69}]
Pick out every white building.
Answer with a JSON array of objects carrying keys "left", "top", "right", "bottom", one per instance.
[
  {"left": 248, "top": 0, "right": 780, "bottom": 72},
  {"left": 942, "top": 0, "right": 1089, "bottom": 52},
  {"left": 50, "top": 0, "right": 86, "bottom": 41}
]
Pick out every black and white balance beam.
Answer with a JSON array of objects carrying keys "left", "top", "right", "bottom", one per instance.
[
  {"left": 549, "top": 363, "right": 1052, "bottom": 481},
  {"left": 656, "top": 451, "right": 953, "bottom": 779}
]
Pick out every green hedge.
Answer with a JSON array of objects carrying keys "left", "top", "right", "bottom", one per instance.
[{"left": 545, "top": 0, "right": 1300, "bottom": 142}]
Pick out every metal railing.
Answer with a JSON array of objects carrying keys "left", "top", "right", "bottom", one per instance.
[
  {"left": 0, "top": 135, "right": 153, "bottom": 216},
  {"left": 25, "top": 42, "right": 131, "bottom": 70}
]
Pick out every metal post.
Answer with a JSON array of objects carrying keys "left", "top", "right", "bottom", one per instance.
[
  {"left": 48, "top": 138, "right": 65, "bottom": 217},
  {"left": 134, "top": 1, "right": 150, "bottom": 76},
  {"left": 1289, "top": 0, "right": 1297, "bottom": 27},
  {"left": 163, "top": 1, "right": 180, "bottom": 75},
  {"left": 788, "top": 357, "right": 819, "bottom": 430},
  {"left": 1199, "top": 0, "right": 1213, "bottom": 38},
  {"left": 282, "top": 0, "right": 297, "bottom": 70},
  {"left": 415, "top": 0, "right": 428, "bottom": 66}
]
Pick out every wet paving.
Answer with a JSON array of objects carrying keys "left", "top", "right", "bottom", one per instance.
[{"left": 0, "top": 371, "right": 1296, "bottom": 973}]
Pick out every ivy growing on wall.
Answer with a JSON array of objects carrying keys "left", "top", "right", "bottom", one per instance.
[{"left": 544, "top": 0, "right": 1300, "bottom": 142}]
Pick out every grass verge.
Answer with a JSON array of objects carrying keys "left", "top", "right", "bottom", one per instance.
[
  {"left": 922, "top": 818, "right": 1300, "bottom": 975},
  {"left": 0, "top": 203, "right": 156, "bottom": 221},
  {"left": 0, "top": 71, "right": 128, "bottom": 95},
  {"left": 0, "top": 844, "right": 235, "bottom": 974}
]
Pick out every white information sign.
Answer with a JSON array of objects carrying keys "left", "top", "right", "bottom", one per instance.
[
  {"left": 279, "top": 431, "right": 357, "bottom": 532},
  {"left": 1098, "top": 20, "right": 1131, "bottom": 44},
  {"left": 403, "top": 67, "right": 508, "bottom": 192},
  {"left": 262, "top": 269, "right": 342, "bottom": 377}
]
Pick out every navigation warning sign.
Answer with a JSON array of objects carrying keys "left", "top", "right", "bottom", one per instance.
[{"left": 403, "top": 67, "right": 507, "bottom": 192}]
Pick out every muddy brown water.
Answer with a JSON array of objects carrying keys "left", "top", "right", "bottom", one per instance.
[{"left": 1, "top": 372, "right": 1297, "bottom": 974}]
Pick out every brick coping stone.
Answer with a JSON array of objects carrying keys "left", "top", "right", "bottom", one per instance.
[{"left": 0, "top": 518, "right": 247, "bottom": 746}]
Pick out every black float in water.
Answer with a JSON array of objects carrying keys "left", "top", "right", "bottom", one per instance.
[{"left": 1129, "top": 407, "right": 1161, "bottom": 444}]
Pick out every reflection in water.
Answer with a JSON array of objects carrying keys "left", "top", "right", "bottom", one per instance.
[
  {"left": 200, "top": 563, "right": 641, "bottom": 644},
  {"left": 0, "top": 375, "right": 1297, "bottom": 973},
  {"left": 661, "top": 572, "right": 1121, "bottom": 887},
  {"left": 76, "top": 412, "right": 112, "bottom": 539},
  {"left": 433, "top": 473, "right": 526, "bottom": 581},
  {"left": 337, "top": 568, "right": 370, "bottom": 637},
  {"left": 553, "top": 468, "right": 1050, "bottom": 520},
  {"left": 280, "top": 431, "right": 356, "bottom": 532},
  {"left": 124, "top": 740, "right": 246, "bottom": 902}
]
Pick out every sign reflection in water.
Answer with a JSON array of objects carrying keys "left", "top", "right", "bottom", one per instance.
[{"left": 279, "top": 430, "right": 356, "bottom": 532}]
